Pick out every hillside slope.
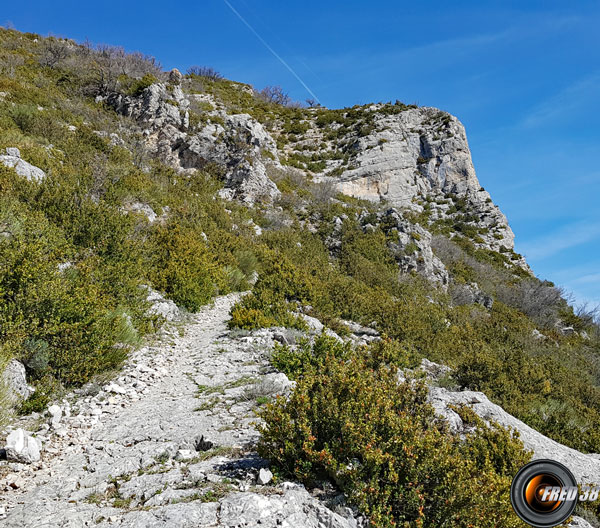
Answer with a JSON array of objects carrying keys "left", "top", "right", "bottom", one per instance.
[{"left": 0, "top": 29, "right": 599, "bottom": 527}]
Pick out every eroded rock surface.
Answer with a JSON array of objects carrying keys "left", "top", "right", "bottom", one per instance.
[
  {"left": 106, "top": 84, "right": 280, "bottom": 205},
  {"left": 1, "top": 359, "right": 34, "bottom": 406}
]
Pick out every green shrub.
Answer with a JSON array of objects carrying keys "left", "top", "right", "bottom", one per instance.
[
  {"left": 404, "top": 242, "right": 418, "bottom": 255},
  {"left": 229, "top": 290, "right": 307, "bottom": 330},
  {"left": 0, "top": 201, "right": 139, "bottom": 385},
  {"left": 8, "top": 104, "right": 66, "bottom": 141},
  {"left": 19, "top": 374, "right": 62, "bottom": 414},
  {"left": 126, "top": 73, "right": 158, "bottom": 97},
  {"left": 271, "top": 335, "right": 351, "bottom": 378},
  {"left": 259, "top": 339, "right": 531, "bottom": 527},
  {"left": 22, "top": 338, "right": 51, "bottom": 378},
  {"left": 149, "top": 224, "right": 224, "bottom": 311}
]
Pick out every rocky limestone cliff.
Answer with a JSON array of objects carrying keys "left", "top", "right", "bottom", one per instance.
[
  {"left": 315, "top": 106, "right": 514, "bottom": 251},
  {"left": 104, "top": 79, "right": 523, "bottom": 269},
  {"left": 103, "top": 83, "right": 281, "bottom": 205}
]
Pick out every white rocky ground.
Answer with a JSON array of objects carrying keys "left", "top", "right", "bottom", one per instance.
[{"left": 0, "top": 294, "right": 360, "bottom": 527}]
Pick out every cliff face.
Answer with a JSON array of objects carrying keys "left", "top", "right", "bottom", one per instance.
[
  {"left": 317, "top": 107, "right": 481, "bottom": 201},
  {"left": 103, "top": 79, "right": 525, "bottom": 279},
  {"left": 104, "top": 82, "right": 282, "bottom": 204},
  {"left": 314, "top": 107, "right": 516, "bottom": 252}
]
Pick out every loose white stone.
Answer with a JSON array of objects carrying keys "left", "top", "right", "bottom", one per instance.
[
  {"left": 5, "top": 429, "right": 41, "bottom": 464},
  {"left": 48, "top": 404, "right": 62, "bottom": 427},
  {"left": 257, "top": 468, "right": 273, "bottom": 485}
]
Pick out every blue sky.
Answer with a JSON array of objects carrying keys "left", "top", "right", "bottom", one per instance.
[{"left": 4, "top": 1, "right": 600, "bottom": 306}]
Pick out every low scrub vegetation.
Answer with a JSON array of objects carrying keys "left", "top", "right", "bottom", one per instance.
[
  {"left": 230, "top": 210, "right": 600, "bottom": 453},
  {"left": 0, "top": 28, "right": 258, "bottom": 414},
  {"left": 260, "top": 336, "right": 531, "bottom": 527}
]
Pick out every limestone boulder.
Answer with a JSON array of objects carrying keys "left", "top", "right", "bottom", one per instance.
[
  {"left": 4, "top": 429, "right": 41, "bottom": 464},
  {"left": 0, "top": 148, "right": 46, "bottom": 182},
  {"left": 2, "top": 360, "right": 34, "bottom": 406}
]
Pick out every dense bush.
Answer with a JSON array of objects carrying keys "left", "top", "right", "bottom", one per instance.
[
  {"left": 259, "top": 337, "right": 531, "bottom": 527},
  {"left": 149, "top": 224, "right": 224, "bottom": 311},
  {"left": 0, "top": 197, "right": 140, "bottom": 388}
]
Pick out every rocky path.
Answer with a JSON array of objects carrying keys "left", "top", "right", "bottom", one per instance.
[{"left": 0, "top": 294, "right": 358, "bottom": 527}]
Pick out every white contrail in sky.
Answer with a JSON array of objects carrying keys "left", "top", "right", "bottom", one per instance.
[{"left": 222, "top": 0, "right": 321, "bottom": 104}]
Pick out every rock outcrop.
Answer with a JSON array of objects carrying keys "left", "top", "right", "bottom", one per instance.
[
  {"left": 144, "top": 286, "right": 182, "bottom": 322},
  {"left": 371, "top": 208, "right": 449, "bottom": 286},
  {"left": 1, "top": 360, "right": 34, "bottom": 406},
  {"left": 313, "top": 107, "right": 517, "bottom": 255},
  {"left": 321, "top": 108, "right": 480, "bottom": 202},
  {"left": 106, "top": 84, "right": 280, "bottom": 205},
  {"left": 0, "top": 148, "right": 46, "bottom": 182},
  {"left": 168, "top": 68, "right": 183, "bottom": 85},
  {"left": 177, "top": 112, "right": 280, "bottom": 204},
  {"left": 107, "top": 83, "right": 190, "bottom": 132}
]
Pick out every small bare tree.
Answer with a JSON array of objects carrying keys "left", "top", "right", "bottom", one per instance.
[
  {"left": 39, "top": 39, "right": 70, "bottom": 67},
  {"left": 89, "top": 45, "right": 122, "bottom": 94},
  {"left": 0, "top": 52, "right": 24, "bottom": 77},
  {"left": 311, "top": 180, "right": 337, "bottom": 204},
  {"left": 121, "top": 50, "right": 162, "bottom": 78},
  {"left": 258, "top": 85, "right": 291, "bottom": 106},
  {"left": 186, "top": 66, "right": 222, "bottom": 80},
  {"left": 575, "top": 303, "right": 600, "bottom": 328},
  {"left": 496, "top": 279, "right": 564, "bottom": 328},
  {"left": 79, "top": 44, "right": 161, "bottom": 95}
]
